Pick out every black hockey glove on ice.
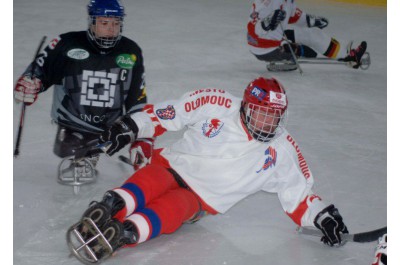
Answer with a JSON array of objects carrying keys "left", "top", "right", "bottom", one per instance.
[
  {"left": 306, "top": 14, "right": 329, "bottom": 29},
  {"left": 314, "top": 204, "right": 349, "bottom": 247},
  {"left": 100, "top": 115, "right": 138, "bottom": 156},
  {"left": 261, "top": 9, "right": 286, "bottom": 31}
]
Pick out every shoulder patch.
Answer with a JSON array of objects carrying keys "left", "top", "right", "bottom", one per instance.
[
  {"left": 256, "top": 146, "right": 277, "bottom": 173},
  {"left": 156, "top": 105, "right": 176, "bottom": 120},
  {"left": 48, "top": 37, "right": 61, "bottom": 50}
]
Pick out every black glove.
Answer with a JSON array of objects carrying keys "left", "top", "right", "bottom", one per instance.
[
  {"left": 306, "top": 14, "right": 329, "bottom": 29},
  {"left": 314, "top": 204, "right": 349, "bottom": 246},
  {"left": 100, "top": 115, "right": 138, "bottom": 156},
  {"left": 261, "top": 9, "right": 286, "bottom": 31}
]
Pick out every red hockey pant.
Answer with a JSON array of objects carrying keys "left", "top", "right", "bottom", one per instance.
[{"left": 111, "top": 164, "right": 201, "bottom": 244}]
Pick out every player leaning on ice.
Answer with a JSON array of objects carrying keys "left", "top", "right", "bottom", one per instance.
[
  {"left": 67, "top": 77, "right": 350, "bottom": 264},
  {"left": 247, "top": 0, "right": 369, "bottom": 71}
]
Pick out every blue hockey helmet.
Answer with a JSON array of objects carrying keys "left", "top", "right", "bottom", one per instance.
[
  {"left": 87, "top": 0, "right": 125, "bottom": 49},
  {"left": 88, "top": 0, "right": 125, "bottom": 18}
]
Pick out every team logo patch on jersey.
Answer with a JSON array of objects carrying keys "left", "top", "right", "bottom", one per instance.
[
  {"left": 80, "top": 70, "right": 118, "bottom": 109},
  {"left": 116, "top": 54, "right": 137, "bottom": 69},
  {"left": 67, "top": 49, "right": 90, "bottom": 60},
  {"left": 256, "top": 146, "right": 277, "bottom": 173},
  {"left": 156, "top": 105, "right": 176, "bottom": 120},
  {"left": 202, "top": 119, "right": 224, "bottom": 138}
]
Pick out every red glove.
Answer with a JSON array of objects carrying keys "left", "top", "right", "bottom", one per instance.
[
  {"left": 129, "top": 138, "right": 154, "bottom": 171},
  {"left": 14, "top": 75, "right": 42, "bottom": 105}
]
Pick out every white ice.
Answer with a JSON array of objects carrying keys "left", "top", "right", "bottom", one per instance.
[{"left": 13, "top": 0, "right": 388, "bottom": 264}]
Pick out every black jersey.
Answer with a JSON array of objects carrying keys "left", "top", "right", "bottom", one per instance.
[{"left": 24, "top": 31, "right": 147, "bottom": 134}]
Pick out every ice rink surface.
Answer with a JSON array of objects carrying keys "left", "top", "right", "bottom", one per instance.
[{"left": 12, "top": 0, "right": 389, "bottom": 264}]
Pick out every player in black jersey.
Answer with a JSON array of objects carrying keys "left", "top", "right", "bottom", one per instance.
[{"left": 14, "top": 0, "right": 147, "bottom": 162}]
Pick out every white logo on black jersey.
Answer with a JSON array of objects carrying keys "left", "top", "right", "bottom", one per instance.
[
  {"left": 67, "top": 49, "right": 90, "bottom": 60},
  {"left": 80, "top": 70, "right": 118, "bottom": 107}
]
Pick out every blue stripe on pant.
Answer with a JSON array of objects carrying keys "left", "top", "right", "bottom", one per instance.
[
  {"left": 121, "top": 183, "right": 146, "bottom": 209},
  {"left": 137, "top": 208, "right": 162, "bottom": 239}
]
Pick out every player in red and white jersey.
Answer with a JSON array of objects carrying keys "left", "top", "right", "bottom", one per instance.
[
  {"left": 68, "top": 77, "right": 348, "bottom": 262},
  {"left": 247, "top": 0, "right": 367, "bottom": 69}
]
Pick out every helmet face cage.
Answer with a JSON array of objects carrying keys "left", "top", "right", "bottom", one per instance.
[
  {"left": 87, "top": 0, "right": 125, "bottom": 49},
  {"left": 88, "top": 16, "right": 123, "bottom": 49},
  {"left": 241, "top": 77, "right": 288, "bottom": 143},
  {"left": 243, "top": 102, "right": 287, "bottom": 142}
]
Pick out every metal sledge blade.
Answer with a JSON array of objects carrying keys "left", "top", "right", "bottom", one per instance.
[
  {"left": 267, "top": 61, "right": 298, "bottom": 72},
  {"left": 67, "top": 217, "right": 114, "bottom": 265},
  {"left": 57, "top": 140, "right": 111, "bottom": 194},
  {"left": 58, "top": 156, "right": 97, "bottom": 193},
  {"left": 359, "top": 52, "right": 371, "bottom": 70}
]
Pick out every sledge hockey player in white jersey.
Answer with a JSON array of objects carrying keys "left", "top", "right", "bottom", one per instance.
[
  {"left": 67, "top": 77, "right": 348, "bottom": 263},
  {"left": 247, "top": 0, "right": 367, "bottom": 69}
]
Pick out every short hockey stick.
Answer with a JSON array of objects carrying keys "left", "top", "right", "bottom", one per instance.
[
  {"left": 14, "top": 36, "right": 47, "bottom": 157},
  {"left": 73, "top": 140, "right": 111, "bottom": 161},
  {"left": 297, "top": 226, "right": 387, "bottom": 243},
  {"left": 280, "top": 24, "right": 303, "bottom": 75},
  {"left": 118, "top": 155, "right": 133, "bottom": 166}
]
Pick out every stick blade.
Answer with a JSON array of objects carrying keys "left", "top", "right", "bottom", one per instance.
[
  {"left": 297, "top": 226, "right": 387, "bottom": 243},
  {"left": 14, "top": 149, "right": 20, "bottom": 158},
  {"left": 352, "top": 226, "right": 387, "bottom": 243}
]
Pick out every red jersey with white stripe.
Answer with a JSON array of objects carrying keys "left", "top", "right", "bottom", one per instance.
[{"left": 130, "top": 88, "right": 326, "bottom": 227}]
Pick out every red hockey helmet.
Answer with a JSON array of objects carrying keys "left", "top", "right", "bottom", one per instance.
[{"left": 241, "top": 77, "right": 288, "bottom": 142}]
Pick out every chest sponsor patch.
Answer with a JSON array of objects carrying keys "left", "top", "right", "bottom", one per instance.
[
  {"left": 156, "top": 105, "right": 176, "bottom": 120},
  {"left": 256, "top": 146, "right": 277, "bottom": 173},
  {"left": 67, "top": 48, "right": 90, "bottom": 60},
  {"left": 116, "top": 54, "right": 137, "bottom": 69},
  {"left": 202, "top": 119, "right": 224, "bottom": 138}
]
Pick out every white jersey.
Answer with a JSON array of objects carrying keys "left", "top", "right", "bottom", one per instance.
[
  {"left": 131, "top": 88, "right": 326, "bottom": 227},
  {"left": 247, "top": 0, "right": 347, "bottom": 59},
  {"left": 247, "top": 0, "right": 306, "bottom": 55}
]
